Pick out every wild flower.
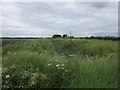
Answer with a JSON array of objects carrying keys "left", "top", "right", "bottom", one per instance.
[
  {"left": 34, "top": 45, "right": 37, "bottom": 47},
  {"left": 5, "top": 75, "right": 10, "bottom": 78},
  {"left": 61, "top": 64, "right": 65, "bottom": 67},
  {"left": 7, "top": 51, "right": 11, "bottom": 55},
  {"left": 69, "top": 55, "right": 74, "bottom": 57},
  {"left": 61, "top": 67, "right": 64, "bottom": 69},
  {"left": 31, "top": 82, "right": 35, "bottom": 85},
  {"left": 14, "top": 52, "right": 16, "bottom": 55},
  {"left": 73, "top": 58, "right": 75, "bottom": 59},
  {"left": 36, "top": 68, "right": 39, "bottom": 71},
  {"left": 56, "top": 64, "right": 60, "bottom": 67},
  {"left": 32, "top": 72, "right": 38, "bottom": 78},
  {"left": 90, "top": 57, "right": 93, "bottom": 58},
  {"left": 65, "top": 70, "right": 68, "bottom": 72},
  {"left": 48, "top": 64, "right": 51, "bottom": 66},
  {"left": 45, "top": 50, "right": 47, "bottom": 52}
]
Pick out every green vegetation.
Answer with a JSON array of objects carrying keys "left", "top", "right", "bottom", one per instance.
[
  {"left": 80, "top": 36, "right": 120, "bottom": 41},
  {"left": 2, "top": 38, "right": 118, "bottom": 88}
]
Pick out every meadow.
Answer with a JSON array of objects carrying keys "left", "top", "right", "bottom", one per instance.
[{"left": 2, "top": 38, "right": 119, "bottom": 88}]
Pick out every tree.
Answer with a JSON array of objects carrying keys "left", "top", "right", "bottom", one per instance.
[
  {"left": 52, "top": 34, "right": 61, "bottom": 38},
  {"left": 63, "top": 34, "right": 68, "bottom": 37}
]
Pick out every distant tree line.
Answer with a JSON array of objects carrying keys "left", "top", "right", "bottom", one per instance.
[
  {"left": 52, "top": 34, "right": 120, "bottom": 41},
  {"left": 80, "top": 36, "right": 120, "bottom": 41}
]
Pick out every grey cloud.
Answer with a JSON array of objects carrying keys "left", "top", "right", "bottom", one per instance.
[
  {"left": 90, "top": 2, "right": 109, "bottom": 9},
  {"left": 2, "top": 2, "right": 118, "bottom": 37}
]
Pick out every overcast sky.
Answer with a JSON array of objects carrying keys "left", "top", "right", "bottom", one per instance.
[{"left": 1, "top": 2, "right": 118, "bottom": 37}]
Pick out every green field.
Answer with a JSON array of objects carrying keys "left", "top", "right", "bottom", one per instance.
[{"left": 2, "top": 38, "right": 119, "bottom": 88}]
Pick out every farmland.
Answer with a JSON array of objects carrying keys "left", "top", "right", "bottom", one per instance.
[{"left": 1, "top": 38, "right": 119, "bottom": 88}]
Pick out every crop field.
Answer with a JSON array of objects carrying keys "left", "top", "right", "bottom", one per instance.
[{"left": 1, "top": 38, "right": 119, "bottom": 88}]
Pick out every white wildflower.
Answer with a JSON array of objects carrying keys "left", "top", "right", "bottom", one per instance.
[
  {"left": 34, "top": 45, "right": 37, "bottom": 46},
  {"left": 69, "top": 55, "right": 74, "bottom": 57},
  {"left": 65, "top": 70, "right": 68, "bottom": 72},
  {"left": 7, "top": 51, "right": 11, "bottom": 54},
  {"left": 31, "top": 82, "right": 35, "bottom": 85},
  {"left": 44, "top": 50, "right": 47, "bottom": 52},
  {"left": 36, "top": 68, "right": 39, "bottom": 71},
  {"left": 61, "top": 67, "right": 64, "bottom": 69},
  {"left": 5, "top": 75, "right": 10, "bottom": 78},
  {"left": 56, "top": 64, "right": 60, "bottom": 67},
  {"left": 48, "top": 64, "right": 51, "bottom": 66},
  {"left": 61, "top": 64, "right": 65, "bottom": 67}
]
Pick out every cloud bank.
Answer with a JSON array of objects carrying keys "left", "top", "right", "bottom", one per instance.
[{"left": 1, "top": 2, "right": 118, "bottom": 37}]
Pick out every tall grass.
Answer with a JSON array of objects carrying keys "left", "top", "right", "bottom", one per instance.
[{"left": 2, "top": 38, "right": 118, "bottom": 88}]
